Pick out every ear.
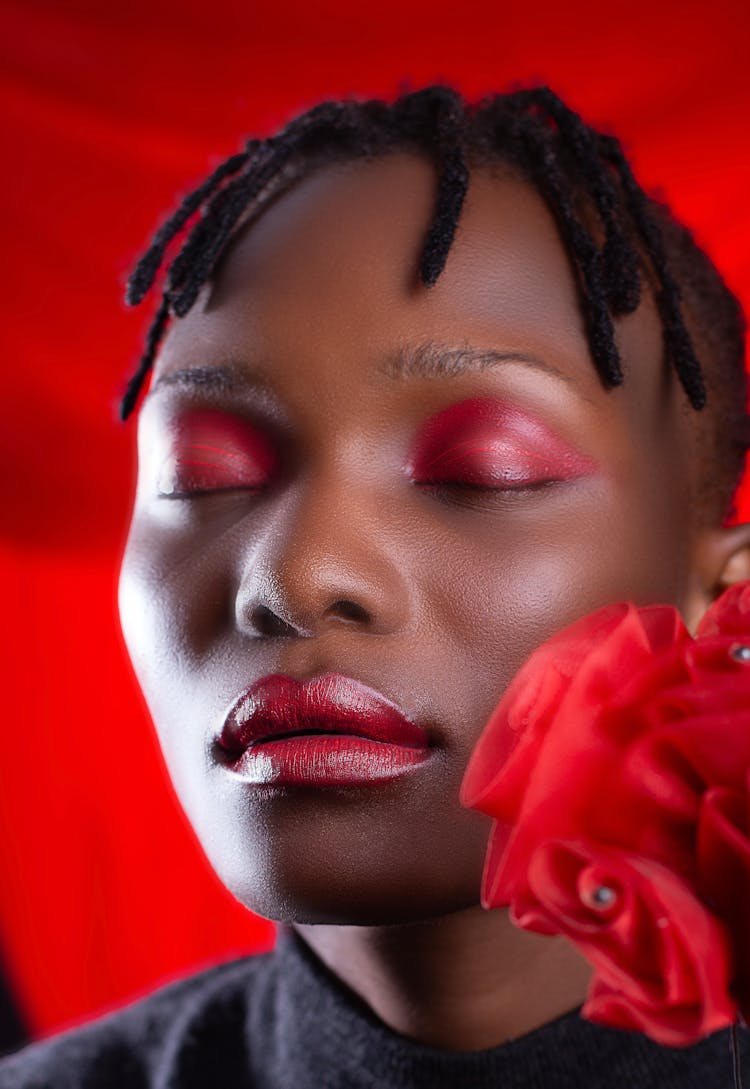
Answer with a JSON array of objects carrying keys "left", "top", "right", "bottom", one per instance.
[{"left": 683, "top": 523, "right": 750, "bottom": 632}]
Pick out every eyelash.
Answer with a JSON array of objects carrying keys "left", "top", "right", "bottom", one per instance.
[
  {"left": 416, "top": 478, "right": 560, "bottom": 509},
  {"left": 156, "top": 422, "right": 568, "bottom": 503},
  {"left": 159, "top": 484, "right": 267, "bottom": 500},
  {"left": 158, "top": 469, "right": 561, "bottom": 502},
  {"left": 157, "top": 448, "right": 274, "bottom": 499}
]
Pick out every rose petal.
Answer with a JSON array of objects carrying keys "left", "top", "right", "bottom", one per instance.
[
  {"left": 583, "top": 975, "right": 735, "bottom": 1048},
  {"left": 697, "top": 581, "right": 750, "bottom": 639},
  {"left": 461, "top": 603, "right": 685, "bottom": 821},
  {"left": 697, "top": 787, "right": 750, "bottom": 1018},
  {"left": 510, "top": 841, "right": 735, "bottom": 1046},
  {"left": 479, "top": 819, "right": 516, "bottom": 909},
  {"left": 630, "top": 714, "right": 750, "bottom": 807},
  {"left": 459, "top": 603, "right": 631, "bottom": 814}
]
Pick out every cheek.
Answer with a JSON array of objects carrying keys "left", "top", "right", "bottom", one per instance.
[
  {"left": 118, "top": 524, "right": 236, "bottom": 764},
  {"left": 120, "top": 543, "right": 201, "bottom": 683},
  {"left": 426, "top": 529, "right": 594, "bottom": 675},
  {"left": 118, "top": 548, "right": 172, "bottom": 690},
  {"left": 417, "top": 485, "right": 688, "bottom": 741},
  {"left": 119, "top": 499, "right": 249, "bottom": 658}
]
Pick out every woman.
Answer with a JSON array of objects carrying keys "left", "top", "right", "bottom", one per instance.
[{"left": 2, "top": 85, "right": 749, "bottom": 1087}]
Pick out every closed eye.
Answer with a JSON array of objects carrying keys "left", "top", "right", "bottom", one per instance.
[{"left": 155, "top": 410, "right": 278, "bottom": 498}]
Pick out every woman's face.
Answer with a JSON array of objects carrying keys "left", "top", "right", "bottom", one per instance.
[{"left": 119, "top": 153, "right": 701, "bottom": 924}]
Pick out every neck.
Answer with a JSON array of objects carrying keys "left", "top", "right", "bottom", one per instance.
[{"left": 292, "top": 904, "right": 592, "bottom": 1051}]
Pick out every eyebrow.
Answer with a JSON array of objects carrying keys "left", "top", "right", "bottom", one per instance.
[
  {"left": 148, "top": 343, "right": 581, "bottom": 398},
  {"left": 379, "top": 341, "right": 578, "bottom": 387},
  {"left": 148, "top": 366, "right": 270, "bottom": 397}
]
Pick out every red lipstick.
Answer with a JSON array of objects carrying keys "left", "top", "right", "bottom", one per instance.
[{"left": 216, "top": 673, "right": 432, "bottom": 786}]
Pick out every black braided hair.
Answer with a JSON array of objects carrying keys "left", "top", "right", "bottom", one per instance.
[
  {"left": 122, "top": 84, "right": 748, "bottom": 519},
  {"left": 391, "top": 86, "right": 471, "bottom": 286},
  {"left": 599, "top": 133, "right": 707, "bottom": 410},
  {"left": 481, "top": 94, "right": 625, "bottom": 389}
]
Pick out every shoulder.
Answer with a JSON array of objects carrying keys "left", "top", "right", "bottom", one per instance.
[{"left": 0, "top": 948, "right": 277, "bottom": 1089}]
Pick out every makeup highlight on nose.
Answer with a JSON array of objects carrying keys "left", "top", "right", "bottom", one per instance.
[{"left": 406, "top": 398, "right": 597, "bottom": 489}]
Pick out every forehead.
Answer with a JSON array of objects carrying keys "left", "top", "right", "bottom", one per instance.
[
  {"left": 164, "top": 155, "right": 596, "bottom": 377},
  {"left": 154, "top": 152, "right": 682, "bottom": 448}
]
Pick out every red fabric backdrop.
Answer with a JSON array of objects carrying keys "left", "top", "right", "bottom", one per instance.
[{"left": 2, "top": 0, "right": 749, "bottom": 1039}]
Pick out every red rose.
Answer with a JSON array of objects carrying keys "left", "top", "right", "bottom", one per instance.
[
  {"left": 460, "top": 580, "right": 750, "bottom": 1045},
  {"left": 460, "top": 600, "right": 692, "bottom": 905},
  {"left": 513, "top": 840, "right": 735, "bottom": 1045}
]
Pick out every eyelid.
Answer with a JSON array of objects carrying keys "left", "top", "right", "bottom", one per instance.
[
  {"left": 416, "top": 438, "right": 567, "bottom": 484},
  {"left": 155, "top": 409, "right": 278, "bottom": 497},
  {"left": 407, "top": 397, "right": 596, "bottom": 488}
]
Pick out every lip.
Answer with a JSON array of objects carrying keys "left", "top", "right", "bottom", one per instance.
[{"left": 215, "top": 672, "right": 433, "bottom": 786}]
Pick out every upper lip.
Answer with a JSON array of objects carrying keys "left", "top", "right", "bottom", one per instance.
[{"left": 217, "top": 672, "right": 431, "bottom": 753}]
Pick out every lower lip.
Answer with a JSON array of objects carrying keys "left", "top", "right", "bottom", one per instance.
[{"left": 223, "top": 734, "right": 432, "bottom": 786}]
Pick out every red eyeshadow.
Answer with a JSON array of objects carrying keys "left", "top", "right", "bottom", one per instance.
[
  {"left": 158, "top": 410, "right": 277, "bottom": 496},
  {"left": 406, "top": 398, "right": 596, "bottom": 488}
]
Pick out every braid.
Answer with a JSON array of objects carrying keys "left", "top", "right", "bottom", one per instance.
[
  {"left": 126, "top": 148, "right": 253, "bottom": 307},
  {"left": 167, "top": 144, "right": 284, "bottom": 317},
  {"left": 121, "top": 83, "right": 714, "bottom": 424},
  {"left": 518, "top": 88, "right": 642, "bottom": 316},
  {"left": 121, "top": 100, "right": 400, "bottom": 413},
  {"left": 119, "top": 296, "right": 170, "bottom": 421},
  {"left": 489, "top": 96, "right": 624, "bottom": 387},
  {"left": 600, "top": 134, "right": 707, "bottom": 410},
  {"left": 167, "top": 97, "right": 390, "bottom": 314},
  {"left": 393, "top": 87, "right": 470, "bottom": 286}
]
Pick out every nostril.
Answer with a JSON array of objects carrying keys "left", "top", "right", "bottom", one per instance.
[
  {"left": 326, "top": 600, "right": 370, "bottom": 624},
  {"left": 250, "top": 605, "right": 298, "bottom": 638}
]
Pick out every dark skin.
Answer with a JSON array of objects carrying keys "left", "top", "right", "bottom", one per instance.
[{"left": 119, "top": 153, "right": 750, "bottom": 1050}]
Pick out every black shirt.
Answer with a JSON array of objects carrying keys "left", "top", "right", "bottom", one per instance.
[{"left": 0, "top": 926, "right": 745, "bottom": 1087}]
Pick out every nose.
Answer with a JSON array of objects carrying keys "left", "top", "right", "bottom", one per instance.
[{"left": 234, "top": 473, "right": 411, "bottom": 639}]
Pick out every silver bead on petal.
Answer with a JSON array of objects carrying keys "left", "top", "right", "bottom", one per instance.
[
  {"left": 730, "top": 643, "right": 750, "bottom": 663},
  {"left": 589, "top": 885, "right": 617, "bottom": 908}
]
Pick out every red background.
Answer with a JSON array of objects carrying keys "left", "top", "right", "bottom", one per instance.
[{"left": 2, "top": 0, "right": 749, "bottom": 1039}]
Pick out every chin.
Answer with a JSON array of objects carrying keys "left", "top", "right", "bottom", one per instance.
[
  {"left": 215, "top": 854, "right": 482, "bottom": 928},
  {"left": 174, "top": 772, "right": 490, "bottom": 928}
]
